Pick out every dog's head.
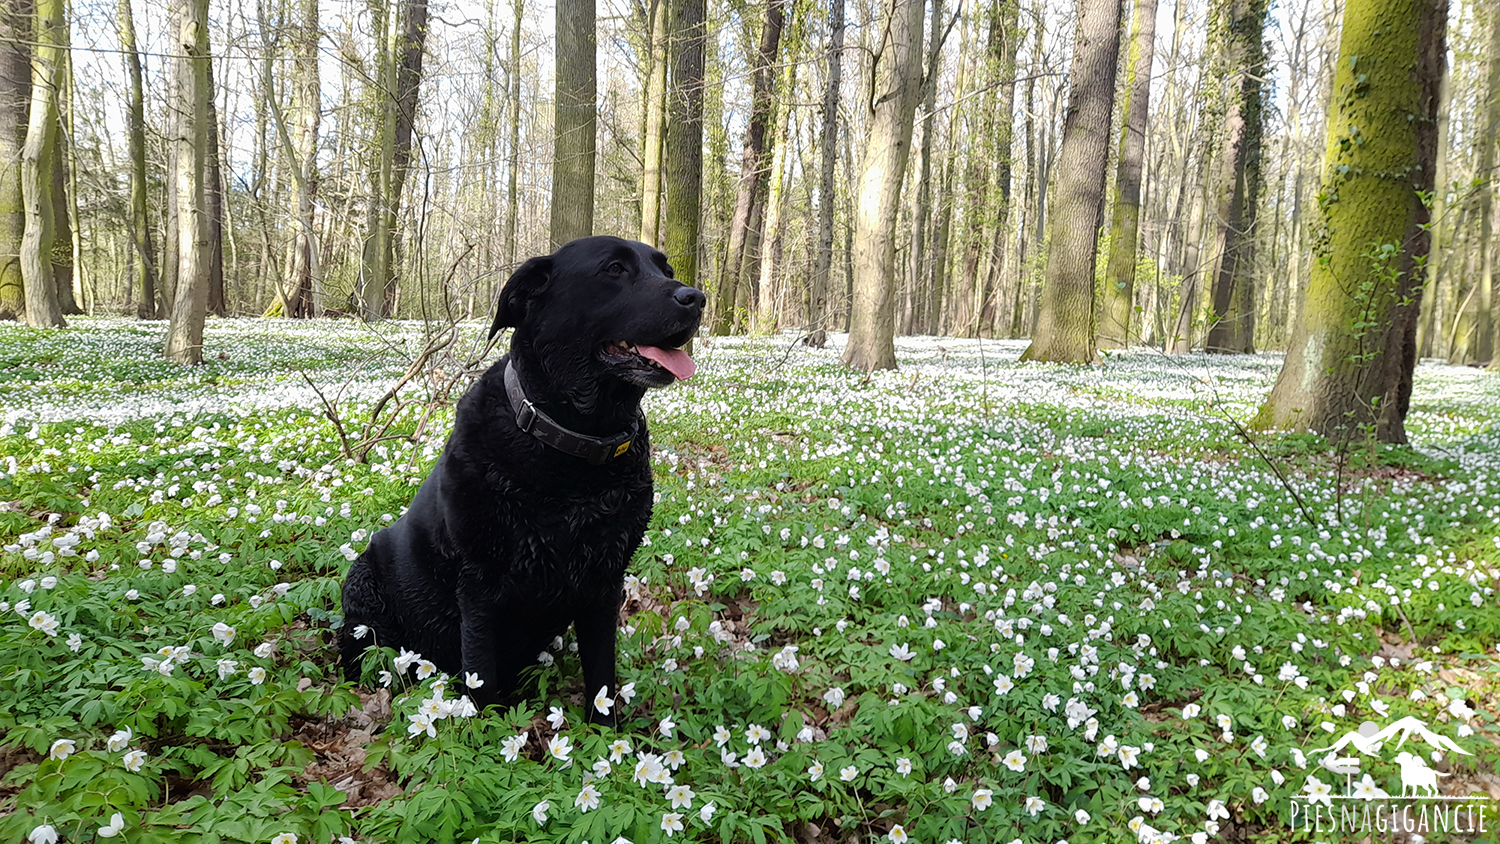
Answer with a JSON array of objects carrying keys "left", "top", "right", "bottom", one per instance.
[{"left": 491, "top": 237, "right": 705, "bottom": 395}]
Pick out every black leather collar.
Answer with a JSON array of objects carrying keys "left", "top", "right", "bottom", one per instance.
[{"left": 503, "top": 361, "right": 642, "bottom": 464}]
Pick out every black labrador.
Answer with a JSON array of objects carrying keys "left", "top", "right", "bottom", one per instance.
[{"left": 339, "top": 236, "right": 704, "bottom": 724}]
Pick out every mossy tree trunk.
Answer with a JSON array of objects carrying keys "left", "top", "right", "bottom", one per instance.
[
  {"left": 1019, "top": 0, "right": 1121, "bottom": 363},
  {"left": 1251, "top": 0, "right": 1446, "bottom": 444},
  {"left": 359, "top": 0, "right": 426, "bottom": 319},
  {"left": 1476, "top": 3, "right": 1499, "bottom": 366},
  {"left": 662, "top": 0, "right": 704, "bottom": 290},
  {"left": 842, "top": 0, "right": 924, "bottom": 372},
  {"left": 1097, "top": 0, "right": 1158, "bottom": 349},
  {"left": 550, "top": 0, "right": 595, "bottom": 246},
  {"left": 639, "top": 0, "right": 667, "bottom": 245},
  {"left": 164, "top": 0, "right": 210, "bottom": 362},
  {"left": 19, "top": 0, "right": 64, "bottom": 329},
  {"left": 1203, "top": 0, "right": 1267, "bottom": 354},
  {"left": 0, "top": 0, "right": 27, "bottom": 321}
]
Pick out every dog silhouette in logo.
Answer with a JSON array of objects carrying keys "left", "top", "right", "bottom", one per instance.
[{"left": 1393, "top": 751, "right": 1448, "bottom": 797}]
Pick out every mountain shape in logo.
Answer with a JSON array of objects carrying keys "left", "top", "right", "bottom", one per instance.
[{"left": 1309, "top": 716, "right": 1471, "bottom": 760}]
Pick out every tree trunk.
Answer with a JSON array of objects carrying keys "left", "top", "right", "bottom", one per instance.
[
  {"left": 1170, "top": 165, "right": 1211, "bottom": 352},
  {"left": 505, "top": 0, "right": 524, "bottom": 264},
  {"left": 205, "top": 61, "right": 226, "bottom": 316},
  {"left": 842, "top": 0, "right": 924, "bottom": 372},
  {"left": 284, "top": 0, "right": 320, "bottom": 317},
  {"left": 117, "top": 0, "right": 157, "bottom": 318},
  {"left": 754, "top": 45, "right": 799, "bottom": 333},
  {"left": 50, "top": 15, "right": 78, "bottom": 317},
  {"left": 359, "top": 0, "right": 427, "bottom": 319},
  {"left": 1203, "top": 0, "right": 1267, "bottom": 354},
  {"left": 640, "top": 0, "right": 668, "bottom": 244},
  {"left": 807, "top": 0, "right": 844, "bottom": 344},
  {"left": 1097, "top": 0, "right": 1158, "bottom": 349},
  {"left": 0, "top": 0, "right": 27, "bottom": 320},
  {"left": 1476, "top": 3, "right": 1500, "bottom": 366},
  {"left": 906, "top": 0, "right": 946, "bottom": 336},
  {"left": 19, "top": 0, "right": 63, "bottom": 328},
  {"left": 662, "top": 0, "right": 705, "bottom": 289},
  {"left": 1019, "top": 0, "right": 1121, "bottom": 362},
  {"left": 982, "top": 0, "right": 1020, "bottom": 338},
  {"left": 551, "top": 0, "right": 596, "bottom": 245},
  {"left": 1415, "top": 56, "right": 1449, "bottom": 359},
  {"left": 164, "top": 0, "right": 210, "bottom": 362},
  {"left": 713, "top": 0, "right": 787, "bottom": 335},
  {"left": 1252, "top": 0, "right": 1445, "bottom": 444}
]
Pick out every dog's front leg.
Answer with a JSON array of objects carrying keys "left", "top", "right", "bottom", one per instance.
[
  {"left": 457, "top": 587, "right": 502, "bottom": 710},
  {"left": 575, "top": 591, "right": 624, "bottom": 728}
]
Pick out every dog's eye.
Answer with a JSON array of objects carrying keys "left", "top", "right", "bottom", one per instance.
[{"left": 606, "top": 261, "right": 627, "bottom": 275}]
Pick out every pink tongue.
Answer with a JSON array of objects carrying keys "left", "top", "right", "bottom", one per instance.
[{"left": 636, "top": 345, "right": 696, "bottom": 380}]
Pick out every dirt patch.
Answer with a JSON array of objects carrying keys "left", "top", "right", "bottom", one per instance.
[{"left": 295, "top": 690, "right": 404, "bottom": 808}]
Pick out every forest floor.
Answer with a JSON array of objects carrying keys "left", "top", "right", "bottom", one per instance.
[{"left": 2, "top": 318, "right": 1500, "bottom": 844}]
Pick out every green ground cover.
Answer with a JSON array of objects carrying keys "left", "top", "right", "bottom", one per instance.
[{"left": 2, "top": 318, "right": 1498, "bottom": 844}]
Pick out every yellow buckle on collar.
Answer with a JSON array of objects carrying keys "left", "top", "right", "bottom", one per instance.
[{"left": 614, "top": 441, "right": 632, "bottom": 458}]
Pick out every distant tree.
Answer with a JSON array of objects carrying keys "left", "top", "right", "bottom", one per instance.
[
  {"left": 358, "top": 0, "right": 428, "bottom": 318},
  {"left": 117, "top": 0, "right": 157, "bottom": 319},
  {"left": 0, "top": 0, "right": 29, "bottom": 321},
  {"left": 164, "top": 0, "right": 211, "bottom": 362},
  {"left": 1097, "top": 0, "right": 1158, "bottom": 349},
  {"left": 806, "top": 0, "right": 844, "bottom": 346},
  {"left": 20, "top": 0, "right": 65, "bottom": 329},
  {"left": 550, "top": 0, "right": 596, "bottom": 245},
  {"left": 1020, "top": 0, "right": 1122, "bottom": 362},
  {"left": 271, "top": 0, "right": 321, "bottom": 318},
  {"left": 714, "top": 0, "right": 787, "bottom": 335},
  {"left": 842, "top": 0, "right": 924, "bottom": 372},
  {"left": 1476, "top": 3, "right": 1499, "bottom": 365},
  {"left": 1252, "top": 0, "right": 1446, "bottom": 443},
  {"left": 639, "top": 0, "right": 668, "bottom": 244},
  {"left": 662, "top": 0, "right": 706, "bottom": 289},
  {"left": 1203, "top": 0, "right": 1268, "bottom": 354}
]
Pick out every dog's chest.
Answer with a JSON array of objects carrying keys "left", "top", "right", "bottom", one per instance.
[{"left": 493, "top": 481, "right": 648, "bottom": 591}]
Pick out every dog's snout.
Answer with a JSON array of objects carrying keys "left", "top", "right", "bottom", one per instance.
[{"left": 674, "top": 286, "right": 706, "bottom": 309}]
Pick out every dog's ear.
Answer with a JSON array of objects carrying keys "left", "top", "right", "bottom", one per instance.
[{"left": 490, "top": 256, "right": 552, "bottom": 340}]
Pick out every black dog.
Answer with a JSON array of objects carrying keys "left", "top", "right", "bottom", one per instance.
[{"left": 339, "top": 236, "right": 704, "bottom": 724}]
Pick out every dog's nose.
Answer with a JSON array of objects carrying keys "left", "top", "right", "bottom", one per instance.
[{"left": 674, "top": 286, "right": 706, "bottom": 309}]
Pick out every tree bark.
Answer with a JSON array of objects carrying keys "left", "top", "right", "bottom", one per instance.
[
  {"left": 1203, "top": 0, "right": 1267, "bottom": 354},
  {"left": 1476, "top": 3, "right": 1500, "bottom": 366},
  {"left": 662, "top": 0, "right": 705, "bottom": 289},
  {"left": 551, "top": 0, "right": 596, "bottom": 245},
  {"left": 19, "top": 0, "right": 64, "bottom": 328},
  {"left": 1098, "top": 0, "right": 1158, "bottom": 349},
  {"left": 205, "top": 60, "right": 226, "bottom": 316},
  {"left": 117, "top": 0, "right": 157, "bottom": 318},
  {"left": 713, "top": 0, "right": 787, "bottom": 335},
  {"left": 164, "top": 0, "right": 211, "bottom": 362},
  {"left": 842, "top": 0, "right": 924, "bottom": 372},
  {"left": 906, "top": 0, "right": 946, "bottom": 336},
  {"left": 807, "top": 0, "right": 844, "bottom": 345},
  {"left": 505, "top": 0, "right": 524, "bottom": 264},
  {"left": 0, "top": 0, "right": 27, "bottom": 320},
  {"left": 283, "top": 0, "right": 321, "bottom": 317},
  {"left": 1019, "top": 0, "right": 1121, "bottom": 363},
  {"left": 639, "top": 0, "right": 668, "bottom": 244},
  {"left": 1252, "top": 0, "right": 1445, "bottom": 444}
]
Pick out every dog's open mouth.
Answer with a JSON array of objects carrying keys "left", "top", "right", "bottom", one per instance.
[{"left": 599, "top": 342, "right": 696, "bottom": 380}]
